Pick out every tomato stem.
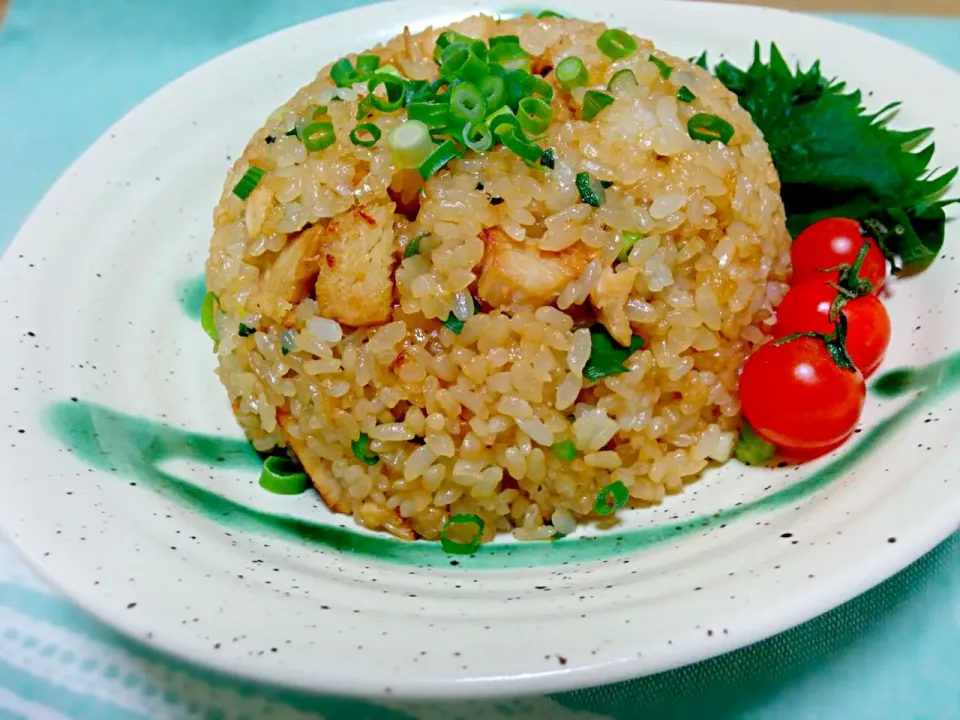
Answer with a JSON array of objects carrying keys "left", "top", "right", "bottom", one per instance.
[
  {"left": 861, "top": 217, "right": 902, "bottom": 276},
  {"left": 771, "top": 314, "right": 857, "bottom": 372}
]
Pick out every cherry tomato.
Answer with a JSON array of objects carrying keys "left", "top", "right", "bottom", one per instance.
[
  {"left": 774, "top": 280, "right": 891, "bottom": 378},
  {"left": 739, "top": 335, "right": 866, "bottom": 458},
  {"left": 792, "top": 218, "right": 886, "bottom": 292}
]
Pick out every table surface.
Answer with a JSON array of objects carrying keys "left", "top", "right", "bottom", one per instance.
[{"left": 1, "top": 2, "right": 958, "bottom": 719}]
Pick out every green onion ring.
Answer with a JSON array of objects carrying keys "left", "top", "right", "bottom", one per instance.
[
  {"left": 367, "top": 73, "right": 407, "bottom": 112},
  {"left": 300, "top": 121, "right": 337, "bottom": 152},
  {"left": 594, "top": 480, "right": 629, "bottom": 515},
  {"left": 259, "top": 455, "right": 309, "bottom": 495},
  {"left": 462, "top": 122, "right": 493, "bottom": 153},
  {"left": 418, "top": 139, "right": 462, "bottom": 180},
  {"left": 349, "top": 122, "right": 382, "bottom": 148},
  {"left": 440, "top": 514, "right": 485, "bottom": 554},
  {"left": 518, "top": 97, "right": 552, "bottom": 136},
  {"left": 556, "top": 56, "right": 588, "bottom": 91},
  {"left": 200, "top": 291, "right": 219, "bottom": 341},
  {"left": 596, "top": 28, "right": 638, "bottom": 60},
  {"left": 688, "top": 113, "right": 735, "bottom": 144}
]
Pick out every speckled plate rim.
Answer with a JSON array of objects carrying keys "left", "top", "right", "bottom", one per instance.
[{"left": 0, "top": 0, "right": 959, "bottom": 699}]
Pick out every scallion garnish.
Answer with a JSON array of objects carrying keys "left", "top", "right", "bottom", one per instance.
[
  {"left": 487, "top": 105, "right": 522, "bottom": 137},
  {"left": 389, "top": 120, "right": 434, "bottom": 169},
  {"left": 442, "top": 46, "right": 490, "bottom": 84},
  {"left": 583, "top": 324, "right": 644, "bottom": 382},
  {"left": 540, "top": 147, "right": 556, "bottom": 169},
  {"left": 330, "top": 57, "right": 359, "bottom": 88},
  {"left": 406, "top": 102, "right": 448, "bottom": 128},
  {"left": 489, "top": 43, "right": 531, "bottom": 73},
  {"left": 377, "top": 64, "right": 403, "bottom": 77},
  {"left": 449, "top": 82, "right": 487, "bottom": 125},
  {"left": 551, "top": 440, "right": 577, "bottom": 461},
  {"left": 489, "top": 35, "right": 520, "bottom": 47},
  {"left": 418, "top": 139, "right": 462, "bottom": 180},
  {"left": 608, "top": 69, "right": 638, "bottom": 94},
  {"left": 649, "top": 55, "right": 674, "bottom": 80},
  {"left": 677, "top": 86, "right": 696, "bottom": 103},
  {"left": 403, "top": 233, "right": 427, "bottom": 259},
  {"left": 259, "top": 455, "right": 309, "bottom": 495},
  {"left": 537, "top": 10, "right": 564, "bottom": 18},
  {"left": 735, "top": 419, "right": 777, "bottom": 466},
  {"left": 356, "top": 94, "right": 375, "bottom": 119},
  {"left": 238, "top": 323, "right": 254, "bottom": 337},
  {"left": 368, "top": 73, "right": 407, "bottom": 112},
  {"left": 530, "top": 75, "right": 554, "bottom": 102},
  {"left": 575, "top": 172, "right": 606, "bottom": 207},
  {"left": 582, "top": 90, "right": 615, "bottom": 121},
  {"left": 313, "top": 105, "right": 329, "bottom": 119},
  {"left": 201, "top": 291, "right": 219, "bottom": 342},
  {"left": 617, "top": 231, "right": 644, "bottom": 261},
  {"left": 441, "top": 514, "right": 485, "bottom": 555},
  {"left": 356, "top": 54, "right": 380, "bottom": 76},
  {"left": 518, "top": 97, "right": 552, "bottom": 136},
  {"left": 597, "top": 28, "right": 638, "bottom": 60},
  {"left": 500, "top": 128, "right": 543, "bottom": 163},
  {"left": 479, "top": 74, "right": 507, "bottom": 113},
  {"left": 594, "top": 480, "right": 629, "bottom": 516},
  {"left": 231, "top": 166, "right": 265, "bottom": 200},
  {"left": 351, "top": 433, "right": 379, "bottom": 466},
  {"left": 688, "top": 113, "right": 735, "bottom": 144},
  {"left": 555, "top": 56, "right": 588, "bottom": 91},
  {"left": 350, "top": 122, "right": 382, "bottom": 148},
  {"left": 300, "top": 121, "right": 336, "bottom": 152},
  {"left": 462, "top": 122, "right": 494, "bottom": 153}
]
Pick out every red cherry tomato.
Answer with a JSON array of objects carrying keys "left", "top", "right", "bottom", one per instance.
[
  {"left": 774, "top": 280, "right": 891, "bottom": 378},
  {"left": 739, "top": 335, "right": 866, "bottom": 458},
  {"left": 791, "top": 218, "right": 887, "bottom": 292}
]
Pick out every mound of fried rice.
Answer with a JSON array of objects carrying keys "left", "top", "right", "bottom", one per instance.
[{"left": 206, "top": 13, "right": 791, "bottom": 542}]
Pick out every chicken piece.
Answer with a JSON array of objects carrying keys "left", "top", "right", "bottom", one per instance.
[
  {"left": 251, "top": 223, "right": 326, "bottom": 322},
  {"left": 277, "top": 412, "right": 351, "bottom": 514},
  {"left": 590, "top": 267, "right": 640, "bottom": 346},
  {"left": 477, "top": 228, "right": 594, "bottom": 308},
  {"left": 314, "top": 202, "right": 398, "bottom": 327}
]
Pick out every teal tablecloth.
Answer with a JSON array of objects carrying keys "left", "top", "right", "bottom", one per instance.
[{"left": 1, "top": 2, "right": 958, "bottom": 718}]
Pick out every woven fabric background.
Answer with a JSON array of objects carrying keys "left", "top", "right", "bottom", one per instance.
[{"left": 1, "top": 2, "right": 958, "bottom": 718}]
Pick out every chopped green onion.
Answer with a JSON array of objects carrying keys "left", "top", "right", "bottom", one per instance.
[
  {"left": 300, "top": 121, "right": 336, "bottom": 152},
  {"left": 435, "top": 30, "right": 473, "bottom": 57},
  {"left": 200, "top": 292, "right": 219, "bottom": 341},
  {"left": 351, "top": 433, "right": 379, "bottom": 466},
  {"left": 735, "top": 419, "right": 777, "bottom": 466},
  {"left": 312, "top": 105, "right": 329, "bottom": 119},
  {"left": 530, "top": 75, "right": 554, "bottom": 102},
  {"left": 259, "top": 455, "right": 309, "bottom": 495},
  {"left": 441, "top": 46, "right": 490, "bottom": 84},
  {"left": 688, "top": 113, "right": 735, "bottom": 144},
  {"left": 238, "top": 323, "right": 254, "bottom": 337},
  {"left": 540, "top": 147, "right": 556, "bottom": 169},
  {"left": 449, "top": 82, "right": 487, "bottom": 125},
  {"left": 407, "top": 102, "right": 448, "bottom": 128},
  {"left": 405, "top": 79, "right": 434, "bottom": 106},
  {"left": 617, "top": 231, "right": 644, "bottom": 261},
  {"left": 356, "top": 54, "right": 380, "bottom": 76},
  {"left": 231, "top": 166, "right": 265, "bottom": 200},
  {"left": 462, "top": 122, "right": 494, "bottom": 153},
  {"left": 440, "top": 514, "right": 485, "bottom": 555},
  {"left": 403, "top": 233, "right": 427, "bottom": 259},
  {"left": 600, "top": 180, "right": 614, "bottom": 189},
  {"left": 576, "top": 171, "right": 606, "bottom": 207},
  {"left": 608, "top": 69, "right": 638, "bottom": 94},
  {"left": 378, "top": 64, "right": 403, "bottom": 77},
  {"left": 594, "top": 480, "right": 629, "bottom": 515},
  {"left": 280, "top": 329, "right": 297, "bottom": 355},
  {"left": 350, "top": 122, "right": 382, "bottom": 148},
  {"left": 677, "top": 86, "right": 696, "bottom": 103},
  {"left": 479, "top": 74, "right": 507, "bottom": 113},
  {"left": 551, "top": 440, "right": 577, "bottom": 461},
  {"left": 582, "top": 90, "right": 615, "bottom": 121},
  {"left": 284, "top": 127, "right": 299, "bottom": 137},
  {"left": 583, "top": 325, "right": 644, "bottom": 382},
  {"left": 537, "top": 10, "right": 564, "bottom": 18},
  {"left": 518, "top": 97, "right": 552, "bottom": 135},
  {"left": 500, "top": 128, "right": 543, "bottom": 163},
  {"left": 419, "top": 139, "right": 462, "bottom": 180},
  {"left": 442, "top": 296, "right": 482, "bottom": 334},
  {"left": 649, "top": 55, "right": 674, "bottom": 79},
  {"left": 489, "top": 43, "right": 531, "bottom": 73},
  {"left": 357, "top": 94, "right": 375, "bottom": 119},
  {"left": 502, "top": 70, "right": 536, "bottom": 112},
  {"left": 330, "top": 57, "right": 359, "bottom": 88},
  {"left": 389, "top": 120, "right": 434, "bottom": 169},
  {"left": 487, "top": 106, "right": 521, "bottom": 137},
  {"left": 597, "top": 28, "right": 637, "bottom": 60},
  {"left": 368, "top": 73, "right": 407, "bottom": 112},
  {"left": 489, "top": 34, "right": 520, "bottom": 47},
  {"left": 555, "top": 56, "right": 588, "bottom": 91}
]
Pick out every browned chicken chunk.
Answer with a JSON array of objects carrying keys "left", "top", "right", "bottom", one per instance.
[
  {"left": 477, "top": 228, "right": 594, "bottom": 308},
  {"left": 314, "top": 201, "right": 398, "bottom": 327},
  {"left": 251, "top": 223, "right": 326, "bottom": 323},
  {"left": 590, "top": 267, "right": 640, "bottom": 346}
]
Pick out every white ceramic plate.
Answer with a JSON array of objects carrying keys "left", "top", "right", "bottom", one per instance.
[{"left": 1, "top": 0, "right": 958, "bottom": 699}]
